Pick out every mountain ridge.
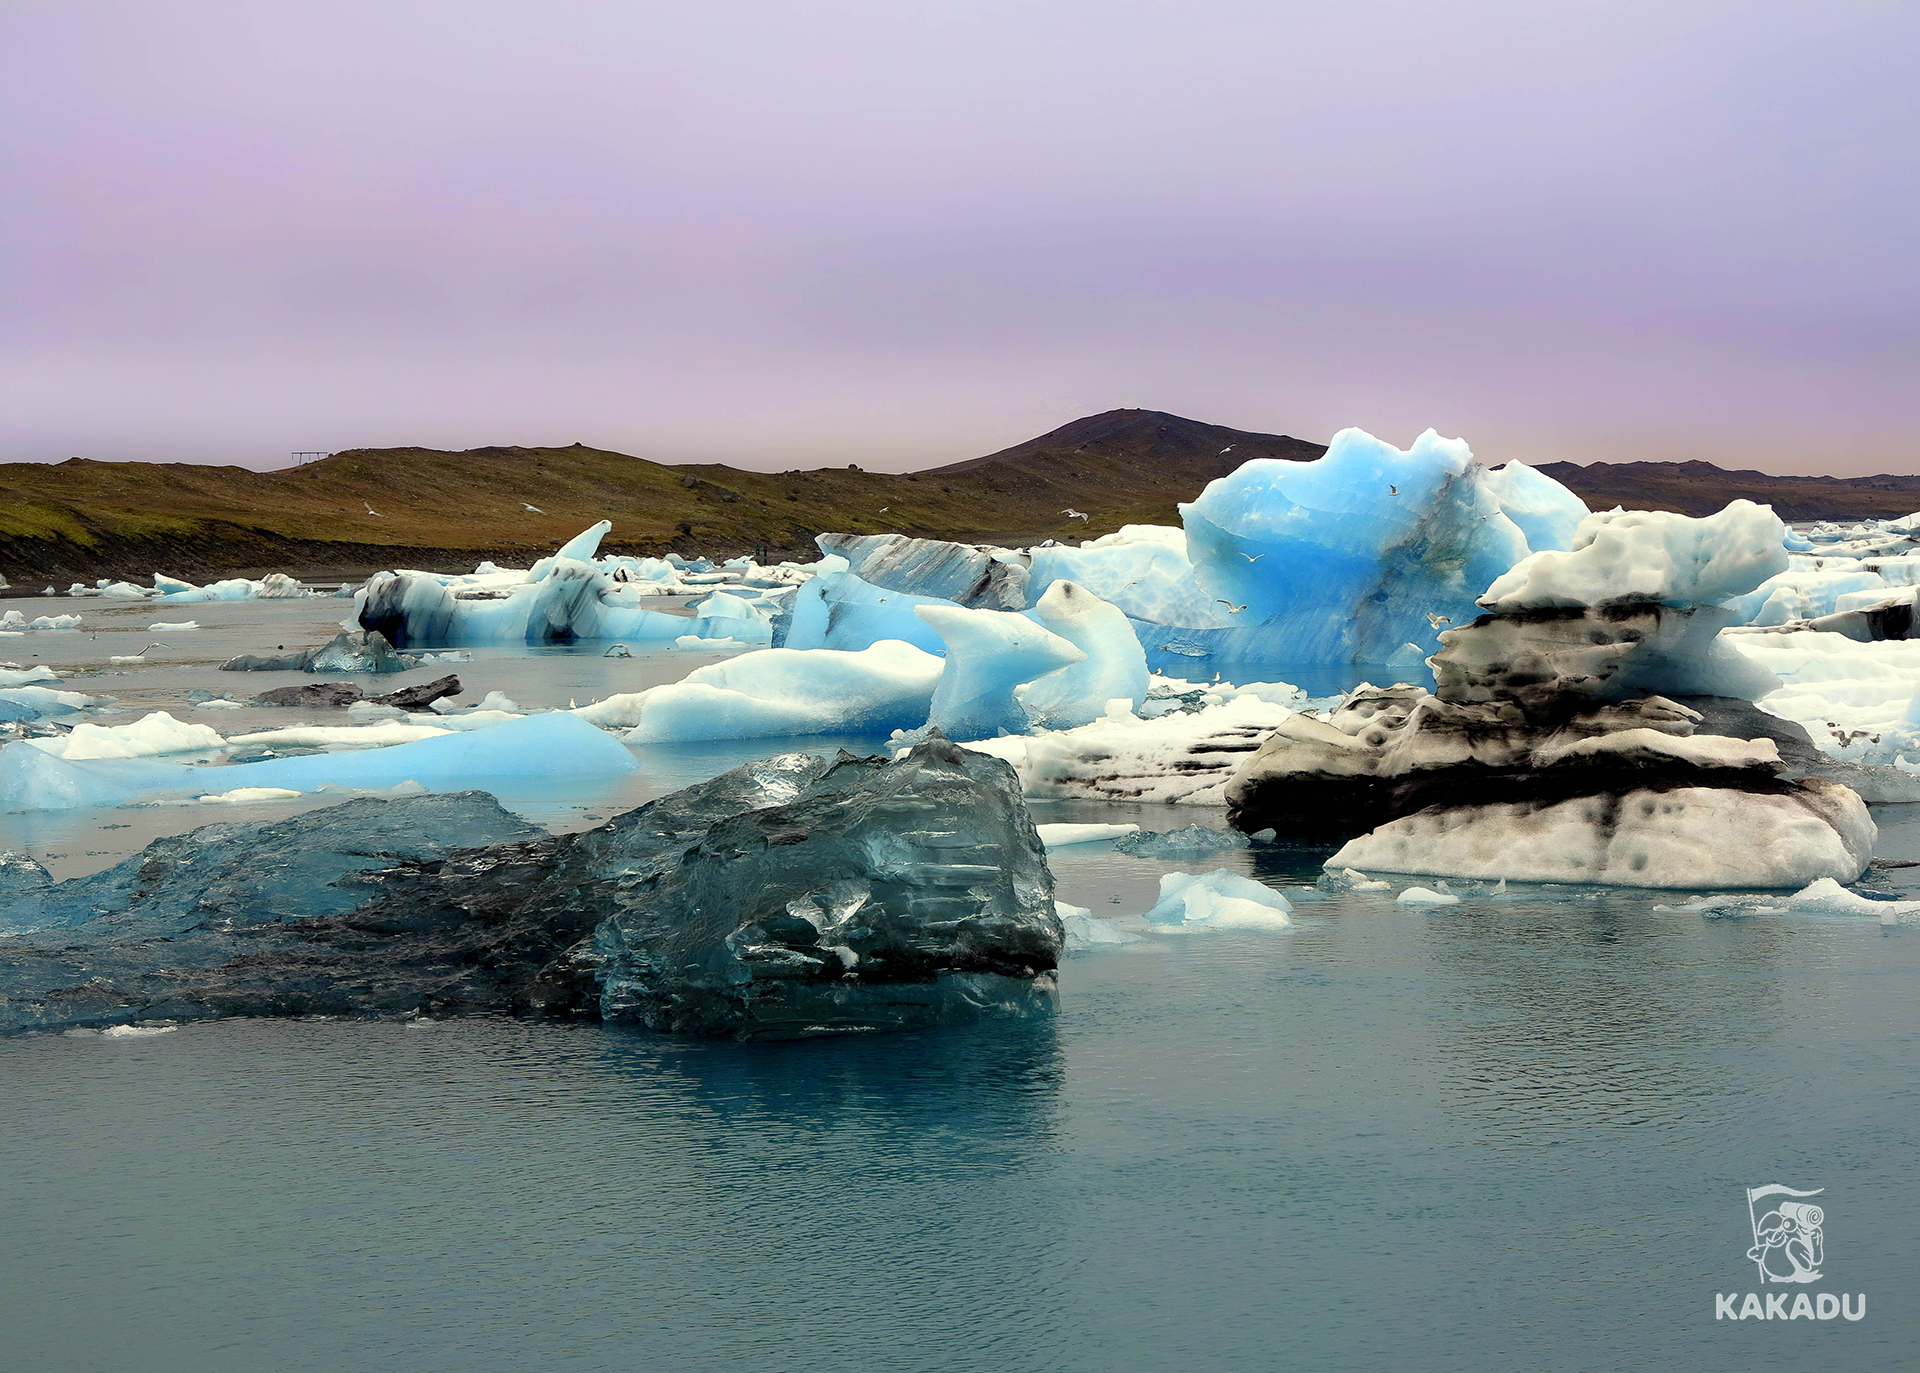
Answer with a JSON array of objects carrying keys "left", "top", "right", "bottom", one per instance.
[{"left": 5, "top": 413, "right": 1918, "bottom": 582}]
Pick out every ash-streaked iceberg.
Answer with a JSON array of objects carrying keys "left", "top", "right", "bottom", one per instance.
[{"left": 1226, "top": 499, "right": 1876, "bottom": 888}]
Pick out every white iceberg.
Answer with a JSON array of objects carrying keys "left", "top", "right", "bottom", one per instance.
[
  {"left": 1035, "top": 822, "right": 1141, "bottom": 848},
  {"left": 1017, "top": 580, "right": 1149, "bottom": 729},
  {"left": 585, "top": 640, "right": 945, "bottom": 743},
  {"left": 1143, "top": 870, "right": 1294, "bottom": 931},
  {"left": 26, "top": 712, "right": 227, "bottom": 761},
  {"left": 916, "top": 604, "right": 1085, "bottom": 741},
  {"left": 1056, "top": 899, "right": 1147, "bottom": 951}
]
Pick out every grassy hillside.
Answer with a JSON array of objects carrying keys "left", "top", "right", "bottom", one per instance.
[{"left": 0, "top": 411, "right": 1326, "bottom": 581}]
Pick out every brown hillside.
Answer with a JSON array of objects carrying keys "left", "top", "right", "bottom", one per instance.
[{"left": 0, "top": 410, "right": 1322, "bottom": 581}]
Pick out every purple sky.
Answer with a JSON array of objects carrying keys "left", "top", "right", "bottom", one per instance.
[{"left": 2, "top": 2, "right": 1914, "bottom": 475}]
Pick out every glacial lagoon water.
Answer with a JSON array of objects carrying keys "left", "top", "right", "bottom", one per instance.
[{"left": 4, "top": 598, "right": 1918, "bottom": 1371}]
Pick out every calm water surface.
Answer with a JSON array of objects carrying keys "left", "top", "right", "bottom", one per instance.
[{"left": 3, "top": 600, "right": 1916, "bottom": 1371}]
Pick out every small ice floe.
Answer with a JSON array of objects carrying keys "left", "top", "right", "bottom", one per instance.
[
  {"left": 1651, "top": 892, "right": 1785, "bottom": 918},
  {"left": 63, "top": 1023, "right": 178, "bottom": 1038},
  {"left": 1115, "top": 824, "right": 1249, "bottom": 858},
  {"left": 1144, "top": 870, "right": 1294, "bottom": 932},
  {"left": 1396, "top": 885, "right": 1461, "bottom": 906},
  {"left": 1781, "top": 877, "right": 1920, "bottom": 924},
  {"left": 196, "top": 787, "right": 304, "bottom": 804},
  {"left": 1036, "top": 822, "right": 1140, "bottom": 848},
  {"left": 27, "top": 711, "right": 225, "bottom": 760},
  {"left": 148, "top": 621, "right": 199, "bottom": 632},
  {"left": 1320, "top": 867, "right": 1391, "bottom": 893},
  {"left": 191, "top": 697, "right": 247, "bottom": 710},
  {"left": 1056, "top": 900, "right": 1148, "bottom": 951}
]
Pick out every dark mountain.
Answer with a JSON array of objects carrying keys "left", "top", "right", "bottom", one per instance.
[
  {"left": 930, "top": 408, "right": 1325, "bottom": 480},
  {"left": 1535, "top": 460, "right": 1920, "bottom": 521}
]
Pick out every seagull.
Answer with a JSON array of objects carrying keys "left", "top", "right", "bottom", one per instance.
[
  {"left": 363, "top": 501, "right": 382, "bottom": 517},
  {"left": 877, "top": 507, "right": 889, "bottom": 513},
  {"left": 109, "top": 641, "right": 170, "bottom": 664},
  {"left": 1388, "top": 485, "right": 1399, "bottom": 496},
  {"left": 1215, "top": 599, "right": 1247, "bottom": 614},
  {"left": 1241, "top": 552, "right": 1266, "bottom": 563},
  {"left": 1424, "top": 612, "right": 1452, "bottom": 629},
  {"left": 1061, "top": 508, "right": 1090, "bottom": 520},
  {"left": 1218, "top": 446, "right": 1234, "bottom": 455},
  {"left": 522, "top": 503, "right": 545, "bottom": 514}
]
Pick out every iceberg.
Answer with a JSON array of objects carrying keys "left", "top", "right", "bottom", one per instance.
[
  {"left": 816, "top": 533, "right": 1030, "bottom": 609},
  {"left": 1056, "top": 900, "right": 1147, "bottom": 951},
  {"left": 221, "top": 630, "right": 420, "bottom": 674},
  {"left": 1114, "top": 824, "right": 1250, "bottom": 858},
  {"left": 0, "top": 738, "right": 1061, "bottom": 1039},
  {"left": 1178, "top": 429, "right": 1590, "bottom": 662},
  {"left": 594, "top": 738, "right": 1061, "bottom": 1038},
  {"left": 960, "top": 694, "right": 1299, "bottom": 805},
  {"left": 784, "top": 560, "right": 956, "bottom": 654},
  {"left": 1227, "top": 501, "right": 1878, "bottom": 888},
  {"left": 916, "top": 605, "right": 1085, "bottom": 741},
  {"left": 27, "top": 711, "right": 225, "bottom": 761},
  {"left": 586, "top": 640, "right": 944, "bottom": 743},
  {"left": 0, "top": 711, "right": 637, "bottom": 812},
  {"left": 1035, "top": 822, "right": 1140, "bottom": 848},
  {"left": 1143, "top": 870, "right": 1294, "bottom": 931},
  {"left": 351, "top": 522, "right": 761, "bottom": 647},
  {"left": 1018, "top": 580, "right": 1149, "bottom": 728},
  {"left": 1027, "top": 524, "right": 1234, "bottom": 631},
  {"left": 1783, "top": 877, "right": 1920, "bottom": 923},
  {"left": 0, "top": 685, "right": 104, "bottom": 721}
]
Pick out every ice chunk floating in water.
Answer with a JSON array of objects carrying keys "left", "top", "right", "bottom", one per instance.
[
  {"left": 0, "top": 739, "right": 1060, "bottom": 1039},
  {"left": 1143, "top": 870, "right": 1294, "bottom": 931},
  {"left": 0, "top": 712, "right": 637, "bottom": 811}
]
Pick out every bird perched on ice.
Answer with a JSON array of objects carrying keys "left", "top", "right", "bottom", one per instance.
[
  {"left": 1061, "top": 509, "right": 1090, "bottom": 520},
  {"left": 1215, "top": 599, "right": 1247, "bottom": 614},
  {"left": 1424, "top": 612, "right": 1452, "bottom": 629}
]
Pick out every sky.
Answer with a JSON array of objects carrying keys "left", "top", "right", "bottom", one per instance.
[{"left": 1, "top": 0, "right": 1914, "bottom": 475}]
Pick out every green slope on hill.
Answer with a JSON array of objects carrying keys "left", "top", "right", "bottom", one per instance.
[{"left": 0, "top": 410, "right": 1325, "bottom": 581}]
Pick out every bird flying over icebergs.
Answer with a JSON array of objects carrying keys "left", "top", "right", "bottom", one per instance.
[
  {"left": 1215, "top": 599, "right": 1247, "bottom": 614},
  {"left": 1424, "top": 612, "right": 1452, "bottom": 629}
]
